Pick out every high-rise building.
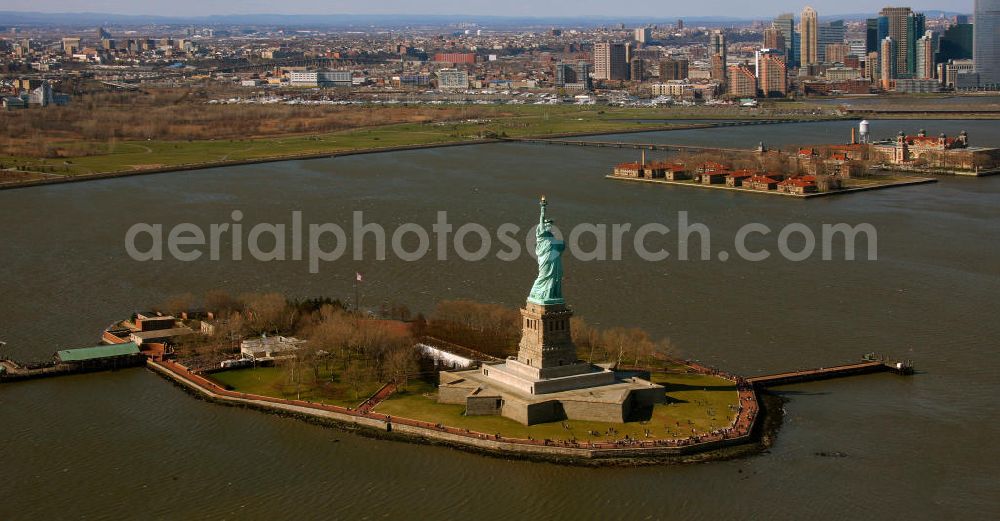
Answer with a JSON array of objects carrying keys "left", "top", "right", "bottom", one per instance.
[
  {"left": 711, "top": 55, "right": 727, "bottom": 87},
  {"left": 881, "top": 37, "right": 896, "bottom": 89},
  {"left": 630, "top": 58, "right": 645, "bottom": 81},
  {"left": 878, "top": 6, "right": 925, "bottom": 79},
  {"left": 974, "top": 0, "right": 1000, "bottom": 86},
  {"left": 817, "top": 20, "right": 845, "bottom": 63},
  {"left": 727, "top": 64, "right": 757, "bottom": 98},
  {"left": 915, "top": 31, "right": 937, "bottom": 79},
  {"left": 865, "top": 51, "right": 881, "bottom": 79},
  {"left": 800, "top": 7, "right": 819, "bottom": 66},
  {"left": 944, "top": 59, "right": 978, "bottom": 88},
  {"left": 757, "top": 51, "right": 788, "bottom": 97},
  {"left": 677, "top": 19, "right": 684, "bottom": 30},
  {"left": 555, "top": 61, "right": 592, "bottom": 90},
  {"left": 437, "top": 69, "right": 470, "bottom": 90},
  {"left": 709, "top": 30, "right": 728, "bottom": 87},
  {"left": 62, "top": 37, "right": 81, "bottom": 55},
  {"left": 939, "top": 23, "right": 973, "bottom": 62},
  {"left": 909, "top": 13, "right": 927, "bottom": 74},
  {"left": 866, "top": 18, "right": 881, "bottom": 54},
  {"left": 773, "top": 14, "right": 797, "bottom": 66},
  {"left": 763, "top": 28, "right": 786, "bottom": 56},
  {"left": 709, "top": 30, "right": 726, "bottom": 57},
  {"left": 659, "top": 58, "right": 689, "bottom": 80},
  {"left": 848, "top": 39, "right": 867, "bottom": 58},
  {"left": 825, "top": 43, "right": 851, "bottom": 64},
  {"left": 593, "top": 42, "right": 628, "bottom": 81},
  {"left": 633, "top": 27, "right": 652, "bottom": 44}
]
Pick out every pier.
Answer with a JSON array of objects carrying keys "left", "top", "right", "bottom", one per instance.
[
  {"left": 0, "top": 342, "right": 146, "bottom": 382},
  {"left": 748, "top": 357, "right": 913, "bottom": 388}
]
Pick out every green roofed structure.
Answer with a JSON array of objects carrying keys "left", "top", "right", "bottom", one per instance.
[{"left": 55, "top": 342, "right": 144, "bottom": 369}]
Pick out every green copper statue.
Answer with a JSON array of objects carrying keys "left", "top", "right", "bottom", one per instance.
[{"left": 528, "top": 196, "right": 565, "bottom": 305}]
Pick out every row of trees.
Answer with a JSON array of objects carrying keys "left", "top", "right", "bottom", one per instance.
[
  {"left": 295, "top": 305, "right": 418, "bottom": 397},
  {"left": 160, "top": 291, "right": 418, "bottom": 397},
  {"left": 423, "top": 299, "right": 521, "bottom": 357},
  {"left": 0, "top": 86, "right": 515, "bottom": 158},
  {"left": 418, "top": 299, "right": 674, "bottom": 368},
  {"left": 161, "top": 291, "right": 673, "bottom": 384},
  {"left": 571, "top": 317, "right": 674, "bottom": 369}
]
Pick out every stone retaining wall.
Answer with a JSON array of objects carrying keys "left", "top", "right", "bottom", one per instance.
[{"left": 147, "top": 359, "right": 761, "bottom": 464}]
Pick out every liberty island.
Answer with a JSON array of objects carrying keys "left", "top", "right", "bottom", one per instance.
[{"left": 1, "top": 195, "right": 914, "bottom": 465}]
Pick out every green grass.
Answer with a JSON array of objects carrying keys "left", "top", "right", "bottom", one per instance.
[
  {"left": 1, "top": 105, "right": 842, "bottom": 178},
  {"left": 210, "top": 365, "right": 384, "bottom": 409},
  {"left": 375, "top": 371, "right": 739, "bottom": 442}
]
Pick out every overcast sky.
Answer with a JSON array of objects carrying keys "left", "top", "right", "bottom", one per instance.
[{"left": 0, "top": 1, "right": 975, "bottom": 18}]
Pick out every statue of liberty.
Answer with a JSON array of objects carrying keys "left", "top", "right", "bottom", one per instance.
[{"left": 527, "top": 196, "right": 565, "bottom": 305}]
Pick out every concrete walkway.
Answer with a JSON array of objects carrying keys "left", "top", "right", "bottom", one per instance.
[{"left": 148, "top": 359, "right": 761, "bottom": 461}]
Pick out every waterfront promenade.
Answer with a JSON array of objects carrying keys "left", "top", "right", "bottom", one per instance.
[
  {"left": 146, "top": 350, "right": 913, "bottom": 463},
  {"left": 147, "top": 358, "right": 762, "bottom": 462}
]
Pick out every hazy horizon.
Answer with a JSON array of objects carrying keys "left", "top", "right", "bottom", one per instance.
[{"left": 0, "top": 1, "right": 975, "bottom": 19}]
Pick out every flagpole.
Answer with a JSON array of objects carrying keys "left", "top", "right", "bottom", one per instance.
[{"left": 354, "top": 273, "right": 360, "bottom": 313}]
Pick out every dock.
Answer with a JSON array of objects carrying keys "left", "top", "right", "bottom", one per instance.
[
  {"left": 748, "top": 357, "right": 913, "bottom": 388},
  {"left": 0, "top": 342, "right": 146, "bottom": 383}
]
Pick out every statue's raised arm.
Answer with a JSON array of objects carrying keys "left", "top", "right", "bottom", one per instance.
[{"left": 538, "top": 196, "right": 547, "bottom": 233}]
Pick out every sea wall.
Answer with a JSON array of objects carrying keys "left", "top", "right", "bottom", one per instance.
[{"left": 147, "top": 359, "right": 762, "bottom": 464}]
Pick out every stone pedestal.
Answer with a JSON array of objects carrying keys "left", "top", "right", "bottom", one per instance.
[{"left": 516, "top": 302, "right": 581, "bottom": 377}]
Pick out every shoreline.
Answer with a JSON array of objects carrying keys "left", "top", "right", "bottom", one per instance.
[
  {"left": 4, "top": 337, "right": 907, "bottom": 465},
  {"left": 605, "top": 175, "right": 939, "bottom": 198},
  {"left": 0, "top": 117, "right": 850, "bottom": 192},
  {"left": 4, "top": 113, "right": 988, "bottom": 193},
  {"left": 146, "top": 358, "right": 768, "bottom": 466},
  {"left": 0, "top": 139, "right": 499, "bottom": 192}
]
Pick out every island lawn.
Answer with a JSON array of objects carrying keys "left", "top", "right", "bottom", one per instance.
[
  {"left": 374, "top": 371, "right": 740, "bottom": 442},
  {"left": 209, "top": 365, "right": 384, "bottom": 409},
  {"left": 1, "top": 104, "right": 839, "bottom": 179}
]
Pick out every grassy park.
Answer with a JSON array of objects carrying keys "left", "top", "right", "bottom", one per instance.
[
  {"left": 374, "top": 371, "right": 739, "bottom": 442},
  {"left": 0, "top": 102, "right": 835, "bottom": 182},
  {"left": 209, "top": 364, "right": 385, "bottom": 409}
]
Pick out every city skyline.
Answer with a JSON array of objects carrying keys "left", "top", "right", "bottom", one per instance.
[{"left": 0, "top": 1, "right": 977, "bottom": 19}]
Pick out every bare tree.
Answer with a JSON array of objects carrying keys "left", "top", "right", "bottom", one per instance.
[
  {"left": 385, "top": 345, "right": 419, "bottom": 390},
  {"left": 242, "top": 293, "right": 296, "bottom": 334}
]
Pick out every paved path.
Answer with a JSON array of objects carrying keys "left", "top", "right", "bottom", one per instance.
[{"left": 150, "top": 359, "right": 761, "bottom": 455}]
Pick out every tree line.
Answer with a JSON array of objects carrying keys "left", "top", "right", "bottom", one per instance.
[{"left": 0, "top": 85, "right": 516, "bottom": 158}]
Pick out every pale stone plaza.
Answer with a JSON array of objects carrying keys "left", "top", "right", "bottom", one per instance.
[{"left": 438, "top": 198, "right": 665, "bottom": 425}]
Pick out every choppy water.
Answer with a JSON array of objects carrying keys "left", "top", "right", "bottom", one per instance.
[{"left": 1, "top": 120, "right": 998, "bottom": 519}]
